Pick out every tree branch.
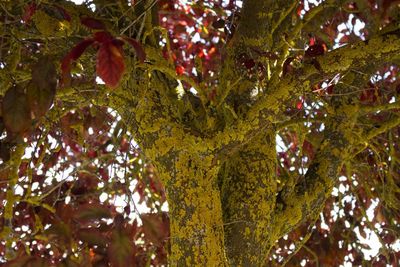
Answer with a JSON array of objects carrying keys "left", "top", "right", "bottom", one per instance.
[
  {"left": 215, "top": 31, "right": 400, "bottom": 160},
  {"left": 360, "top": 101, "right": 400, "bottom": 113},
  {"left": 364, "top": 115, "right": 400, "bottom": 140}
]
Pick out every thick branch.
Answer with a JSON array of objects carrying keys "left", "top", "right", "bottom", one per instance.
[
  {"left": 271, "top": 129, "right": 346, "bottom": 238},
  {"left": 215, "top": 31, "right": 400, "bottom": 159}
]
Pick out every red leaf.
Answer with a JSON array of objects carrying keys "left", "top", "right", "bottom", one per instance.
[
  {"left": 22, "top": 3, "right": 37, "bottom": 23},
  {"left": 339, "top": 34, "right": 349, "bottom": 44},
  {"left": 309, "top": 36, "right": 316, "bottom": 46},
  {"left": 243, "top": 59, "right": 255, "bottom": 69},
  {"left": 141, "top": 212, "right": 170, "bottom": 246},
  {"left": 108, "top": 229, "right": 134, "bottom": 267},
  {"left": 326, "top": 84, "right": 334, "bottom": 94},
  {"left": 212, "top": 18, "right": 225, "bottom": 29},
  {"left": 122, "top": 37, "right": 146, "bottom": 62},
  {"left": 175, "top": 65, "right": 185, "bottom": 75},
  {"left": 93, "top": 31, "right": 113, "bottom": 43},
  {"left": 80, "top": 17, "right": 106, "bottom": 30},
  {"left": 61, "top": 39, "right": 94, "bottom": 85},
  {"left": 74, "top": 203, "right": 112, "bottom": 222},
  {"left": 296, "top": 99, "right": 303, "bottom": 110},
  {"left": 305, "top": 44, "right": 327, "bottom": 58},
  {"left": 77, "top": 228, "right": 109, "bottom": 247},
  {"left": 96, "top": 42, "right": 125, "bottom": 88},
  {"left": 297, "top": 2, "right": 304, "bottom": 16}
]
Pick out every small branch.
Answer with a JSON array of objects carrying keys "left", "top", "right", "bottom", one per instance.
[
  {"left": 275, "top": 117, "right": 324, "bottom": 131},
  {"left": 303, "top": 245, "right": 320, "bottom": 267},
  {"left": 364, "top": 115, "right": 400, "bottom": 140},
  {"left": 282, "top": 227, "right": 314, "bottom": 266},
  {"left": 360, "top": 101, "right": 400, "bottom": 113}
]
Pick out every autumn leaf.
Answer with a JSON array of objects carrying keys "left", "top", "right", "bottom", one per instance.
[
  {"left": 74, "top": 203, "right": 112, "bottom": 222},
  {"left": 45, "top": 222, "right": 72, "bottom": 243},
  {"left": 22, "top": 3, "right": 37, "bottom": 23},
  {"left": 175, "top": 65, "right": 185, "bottom": 75},
  {"left": 108, "top": 229, "right": 134, "bottom": 267},
  {"left": 80, "top": 17, "right": 106, "bottom": 30},
  {"left": 27, "top": 56, "right": 57, "bottom": 118},
  {"left": 93, "top": 31, "right": 113, "bottom": 43},
  {"left": 141, "top": 212, "right": 170, "bottom": 246},
  {"left": 77, "top": 228, "right": 109, "bottom": 247},
  {"left": 122, "top": 37, "right": 146, "bottom": 63},
  {"left": 2, "top": 85, "right": 31, "bottom": 134},
  {"left": 4, "top": 256, "right": 49, "bottom": 267},
  {"left": 61, "top": 38, "right": 95, "bottom": 85},
  {"left": 96, "top": 41, "right": 125, "bottom": 88}
]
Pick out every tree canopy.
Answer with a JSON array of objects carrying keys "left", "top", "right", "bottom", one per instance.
[{"left": 0, "top": 0, "right": 400, "bottom": 266}]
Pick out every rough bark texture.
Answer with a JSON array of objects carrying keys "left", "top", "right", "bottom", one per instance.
[{"left": 220, "top": 132, "right": 277, "bottom": 266}]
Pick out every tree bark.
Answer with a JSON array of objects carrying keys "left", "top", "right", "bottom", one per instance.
[
  {"left": 155, "top": 152, "right": 227, "bottom": 266},
  {"left": 220, "top": 132, "right": 277, "bottom": 266}
]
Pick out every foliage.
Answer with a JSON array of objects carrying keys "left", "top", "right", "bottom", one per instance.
[{"left": 0, "top": 0, "right": 399, "bottom": 266}]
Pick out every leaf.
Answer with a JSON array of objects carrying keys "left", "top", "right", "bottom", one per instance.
[
  {"left": 22, "top": 3, "right": 37, "bottom": 23},
  {"left": 45, "top": 222, "right": 71, "bottom": 242},
  {"left": 305, "top": 44, "right": 327, "bottom": 58},
  {"left": 141, "top": 212, "right": 169, "bottom": 246},
  {"left": 75, "top": 203, "right": 112, "bottom": 222},
  {"left": 31, "top": 56, "right": 57, "bottom": 89},
  {"left": 78, "top": 228, "right": 109, "bottom": 247},
  {"left": 122, "top": 37, "right": 146, "bottom": 62},
  {"left": 296, "top": 99, "right": 303, "bottom": 110},
  {"left": 93, "top": 31, "right": 113, "bottom": 43},
  {"left": 4, "top": 256, "right": 49, "bottom": 267},
  {"left": 2, "top": 85, "right": 31, "bottom": 134},
  {"left": 175, "top": 65, "right": 185, "bottom": 75},
  {"left": 28, "top": 56, "right": 57, "bottom": 118},
  {"left": 108, "top": 229, "right": 134, "bottom": 267},
  {"left": 212, "top": 18, "right": 225, "bottom": 29},
  {"left": 61, "top": 39, "right": 95, "bottom": 85},
  {"left": 96, "top": 41, "right": 125, "bottom": 88},
  {"left": 26, "top": 83, "right": 54, "bottom": 119},
  {"left": 80, "top": 17, "right": 106, "bottom": 30}
]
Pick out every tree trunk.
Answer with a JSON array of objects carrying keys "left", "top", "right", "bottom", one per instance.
[
  {"left": 155, "top": 152, "right": 227, "bottom": 266},
  {"left": 220, "top": 132, "right": 277, "bottom": 266}
]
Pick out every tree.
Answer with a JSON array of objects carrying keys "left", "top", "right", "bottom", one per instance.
[{"left": 0, "top": 0, "right": 400, "bottom": 265}]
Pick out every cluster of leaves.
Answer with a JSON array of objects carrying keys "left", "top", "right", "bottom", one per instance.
[
  {"left": 0, "top": 104, "right": 169, "bottom": 266},
  {"left": 0, "top": 1, "right": 168, "bottom": 266},
  {"left": 0, "top": 0, "right": 399, "bottom": 266}
]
